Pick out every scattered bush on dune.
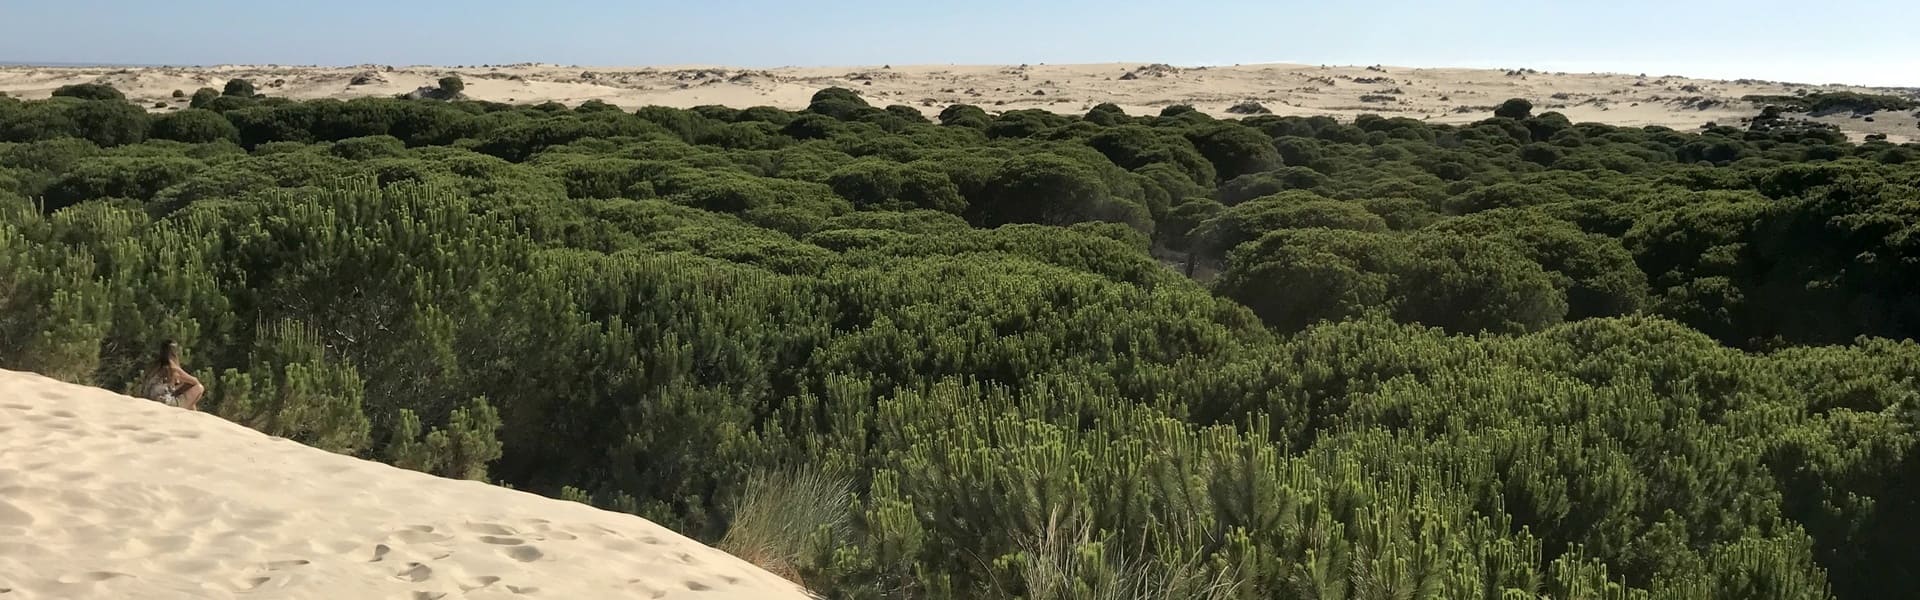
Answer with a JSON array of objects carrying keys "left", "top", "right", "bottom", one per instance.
[
  {"left": 51, "top": 83, "right": 127, "bottom": 101},
  {"left": 188, "top": 87, "right": 220, "bottom": 109},
  {"left": 1495, "top": 97, "right": 1534, "bottom": 119},
  {"left": 222, "top": 78, "right": 257, "bottom": 98},
  {"left": 1743, "top": 91, "right": 1918, "bottom": 115},
  {"left": 1226, "top": 100, "right": 1271, "bottom": 115}
]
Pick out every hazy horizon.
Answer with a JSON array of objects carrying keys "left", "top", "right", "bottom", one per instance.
[{"left": 3, "top": 0, "right": 1917, "bottom": 87}]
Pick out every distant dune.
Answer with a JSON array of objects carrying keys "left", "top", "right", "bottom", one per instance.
[
  {"left": 2, "top": 62, "right": 1915, "bottom": 143},
  {"left": 0, "top": 369, "right": 812, "bottom": 600}
]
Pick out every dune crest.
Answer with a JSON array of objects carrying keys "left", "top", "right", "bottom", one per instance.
[{"left": 0, "top": 369, "right": 812, "bottom": 600}]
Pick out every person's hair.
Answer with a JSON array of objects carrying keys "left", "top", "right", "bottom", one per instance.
[{"left": 154, "top": 339, "right": 181, "bottom": 367}]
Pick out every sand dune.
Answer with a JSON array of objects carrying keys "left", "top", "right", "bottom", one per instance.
[
  {"left": 2, "top": 62, "right": 1916, "bottom": 143},
  {"left": 0, "top": 369, "right": 812, "bottom": 600}
]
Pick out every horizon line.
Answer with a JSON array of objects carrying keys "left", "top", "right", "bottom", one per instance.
[{"left": 2, "top": 59, "right": 1915, "bottom": 90}]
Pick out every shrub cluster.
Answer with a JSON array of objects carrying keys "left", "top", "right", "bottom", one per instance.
[{"left": 5, "top": 85, "right": 1920, "bottom": 599}]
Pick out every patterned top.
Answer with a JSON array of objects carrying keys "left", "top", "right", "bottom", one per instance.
[{"left": 141, "top": 372, "right": 181, "bottom": 407}]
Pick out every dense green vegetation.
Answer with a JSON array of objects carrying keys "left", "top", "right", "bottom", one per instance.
[{"left": 4, "top": 84, "right": 1920, "bottom": 599}]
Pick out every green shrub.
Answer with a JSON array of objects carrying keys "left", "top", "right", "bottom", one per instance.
[
  {"left": 1495, "top": 97, "right": 1534, "bottom": 119},
  {"left": 971, "top": 153, "right": 1150, "bottom": 231},
  {"left": 1084, "top": 102, "right": 1129, "bottom": 126},
  {"left": 151, "top": 109, "right": 239, "bottom": 143},
  {"left": 827, "top": 159, "right": 966, "bottom": 213},
  {"left": 938, "top": 104, "right": 990, "bottom": 128},
  {"left": 51, "top": 83, "right": 126, "bottom": 101},
  {"left": 1186, "top": 124, "right": 1282, "bottom": 180},
  {"left": 43, "top": 156, "right": 204, "bottom": 210},
  {"left": 808, "top": 87, "right": 872, "bottom": 120},
  {"left": 883, "top": 105, "right": 929, "bottom": 124},
  {"left": 329, "top": 135, "right": 408, "bottom": 160},
  {"left": 1394, "top": 232, "right": 1568, "bottom": 333},
  {"left": 213, "top": 322, "right": 373, "bottom": 455},
  {"left": 186, "top": 87, "right": 220, "bottom": 108},
  {"left": 223, "top": 78, "right": 256, "bottom": 97}
]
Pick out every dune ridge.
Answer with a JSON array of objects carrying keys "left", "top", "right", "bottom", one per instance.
[
  {"left": 0, "top": 369, "right": 812, "bottom": 600},
  {"left": 2, "top": 62, "right": 1915, "bottom": 143}
]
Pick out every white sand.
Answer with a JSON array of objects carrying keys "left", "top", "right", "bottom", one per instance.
[
  {"left": 2, "top": 62, "right": 1915, "bottom": 143},
  {"left": 0, "top": 369, "right": 812, "bottom": 600}
]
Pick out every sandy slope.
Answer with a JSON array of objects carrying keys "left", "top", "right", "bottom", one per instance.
[
  {"left": 2, "top": 62, "right": 1916, "bottom": 143},
  {"left": 0, "top": 369, "right": 811, "bottom": 600}
]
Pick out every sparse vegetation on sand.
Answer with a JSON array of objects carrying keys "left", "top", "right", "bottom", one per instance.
[
  {"left": 1225, "top": 100, "right": 1270, "bottom": 114},
  {"left": 1742, "top": 91, "right": 1919, "bottom": 115}
]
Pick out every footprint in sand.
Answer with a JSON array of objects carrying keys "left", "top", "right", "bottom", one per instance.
[
  {"left": 411, "top": 592, "right": 447, "bottom": 600},
  {"left": 472, "top": 533, "right": 544, "bottom": 562},
  {"left": 626, "top": 578, "right": 665, "bottom": 595},
  {"left": 684, "top": 579, "right": 712, "bottom": 591},
  {"left": 368, "top": 544, "right": 392, "bottom": 563},
  {"left": 464, "top": 522, "right": 517, "bottom": 536},
  {"left": 394, "top": 525, "right": 453, "bottom": 544},
  {"left": 263, "top": 559, "right": 310, "bottom": 570},
  {"left": 502, "top": 545, "right": 544, "bottom": 562},
  {"left": 230, "top": 576, "right": 271, "bottom": 591},
  {"left": 56, "top": 571, "right": 131, "bottom": 584},
  {"left": 394, "top": 562, "right": 433, "bottom": 583},
  {"left": 458, "top": 575, "right": 501, "bottom": 591}
]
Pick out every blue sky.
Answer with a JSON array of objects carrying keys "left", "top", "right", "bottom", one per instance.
[{"left": 2, "top": 0, "right": 1915, "bottom": 85}]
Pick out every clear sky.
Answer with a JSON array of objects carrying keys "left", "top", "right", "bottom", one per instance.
[{"left": 2, "top": 0, "right": 1915, "bottom": 86}]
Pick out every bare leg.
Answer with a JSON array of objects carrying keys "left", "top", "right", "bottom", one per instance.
[{"left": 181, "top": 384, "right": 206, "bottom": 412}]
